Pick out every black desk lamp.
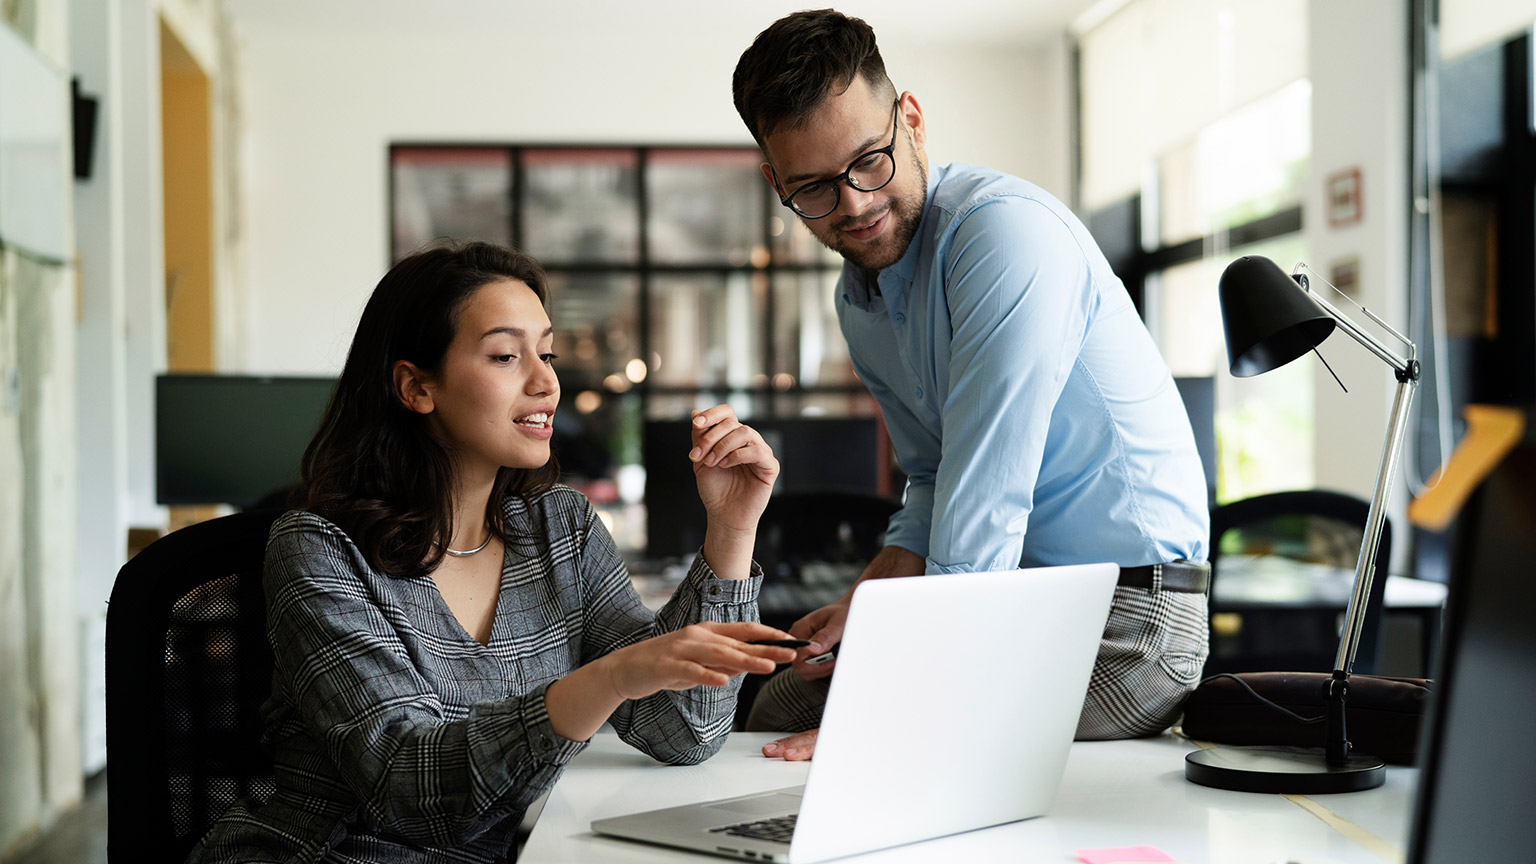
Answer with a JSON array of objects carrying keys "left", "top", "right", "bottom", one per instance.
[{"left": 1184, "top": 255, "right": 1420, "bottom": 794}]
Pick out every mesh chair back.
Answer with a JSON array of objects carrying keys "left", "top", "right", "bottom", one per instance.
[
  {"left": 106, "top": 509, "right": 283, "bottom": 862},
  {"left": 752, "top": 490, "right": 901, "bottom": 582},
  {"left": 737, "top": 491, "right": 900, "bottom": 730}
]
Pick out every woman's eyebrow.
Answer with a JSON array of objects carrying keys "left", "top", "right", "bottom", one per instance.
[{"left": 481, "top": 326, "right": 554, "bottom": 340}]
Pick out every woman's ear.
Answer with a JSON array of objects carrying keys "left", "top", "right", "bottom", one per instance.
[{"left": 393, "top": 360, "right": 435, "bottom": 415}]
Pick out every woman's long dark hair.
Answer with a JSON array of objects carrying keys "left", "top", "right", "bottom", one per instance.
[{"left": 298, "top": 241, "right": 560, "bottom": 577}]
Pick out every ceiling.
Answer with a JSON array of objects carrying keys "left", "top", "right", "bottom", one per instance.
[{"left": 220, "top": 0, "right": 1113, "bottom": 46}]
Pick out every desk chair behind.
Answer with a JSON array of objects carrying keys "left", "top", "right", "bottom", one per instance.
[
  {"left": 736, "top": 490, "right": 901, "bottom": 731},
  {"left": 106, "top": 509, "right": 283, "bottom": 862},
  {"left": 753, "top": 490, "right": 901, "bottom": 586},
  {"left": 1207, "top": 489, "right": 1391, "bottom": 676}
]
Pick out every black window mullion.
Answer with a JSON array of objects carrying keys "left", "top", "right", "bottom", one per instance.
[
  {"left": 1139, "top": 206, "right": 1304, "bottom": 276},
  {"left": 509, "top": 146, "right": 523, "bottom": 252},
  {"left": 637, "top": 147, "right": 652, "bottom": 419},
  {"left": 762, "top": 169, "right": 778, "bottom": 416}
]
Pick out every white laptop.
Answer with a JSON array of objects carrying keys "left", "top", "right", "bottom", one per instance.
[{"left": 592, "top": 563, "right": 1119, "bottom": 863}]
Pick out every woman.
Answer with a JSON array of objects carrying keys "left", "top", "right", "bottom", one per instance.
[{"left": 188, "top": 242, "right": 795, "bottom": 863}]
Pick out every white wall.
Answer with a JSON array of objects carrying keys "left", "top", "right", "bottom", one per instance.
[
  {"left": 69, "top": 0, "right": 234, "bottom": 793},
  {"left": 232, "top": 21, "right": 1073, "bottom": 373},
  {"left": 118, "top": 0, "right": 167, "bottom": 528},
  {"left": 1, "top": 0, "right": 82, "bottom": 855},
  {"left": 69, "top": 0, "right": 174, "bottom": 784},
  {"left": 1305, "top": 0, "right": 1412, "bottom": 569}
]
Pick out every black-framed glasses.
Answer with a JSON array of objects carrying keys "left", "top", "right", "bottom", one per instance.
[{"left": 778, "top": 103, "right": 900, "bottom": 219}]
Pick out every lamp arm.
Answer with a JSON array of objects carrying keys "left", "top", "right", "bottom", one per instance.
[
  {"left": 1320, "top": 350, "right": 1418, "bottom": 766},
  {"left": 1308, "top": 292, "right": 1415, "bottom": 375},
  {"left": 1334, "top": 369, "right": 1418, "bottom": 674}
]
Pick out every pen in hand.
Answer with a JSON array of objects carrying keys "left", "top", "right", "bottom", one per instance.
[
  {"left": 805, "top": 642, "right": 841, "bottom": 665},
  {"left": 748, "top": 639, "right": 812, "bottom": 648}
]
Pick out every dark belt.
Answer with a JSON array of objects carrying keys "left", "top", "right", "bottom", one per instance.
[{"left": 1117, "top": 559, "right": 1210, "bottom": 594}]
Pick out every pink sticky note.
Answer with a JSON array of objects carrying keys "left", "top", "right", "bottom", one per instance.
[{"left": 1076, "top": 845, "right": 1179, "bottom": 864}]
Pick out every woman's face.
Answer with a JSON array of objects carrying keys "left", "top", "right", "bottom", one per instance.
[{"left": 423, "top": 278, "right": 560, "bottom": 477}]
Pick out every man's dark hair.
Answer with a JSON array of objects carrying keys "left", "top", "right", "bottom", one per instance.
[
  {"left": 298, "top": 240, "right": 560, "bottom": 577},
  {"left": 732, "top": 9, "right": 896, "bottom": 148}
]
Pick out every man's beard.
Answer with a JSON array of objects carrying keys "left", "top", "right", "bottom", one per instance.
[{"left": 819, "top": 152, "right": 927, "bottom": 273}]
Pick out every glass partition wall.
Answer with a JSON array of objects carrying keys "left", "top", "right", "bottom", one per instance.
[{"left": 390, "top": 144, "right": 881, "bottom": 540}]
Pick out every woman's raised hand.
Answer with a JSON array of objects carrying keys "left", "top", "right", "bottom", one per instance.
[
  {"left": 603, "top": 622, "right": 797, "bottom": 699},
  {"left": 687, "top": 405, "right": 779, "bottom": 533}
]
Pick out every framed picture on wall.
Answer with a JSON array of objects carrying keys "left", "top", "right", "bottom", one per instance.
[{"left": 1327, "top": 167, "right": 1362, "bottom": 227}]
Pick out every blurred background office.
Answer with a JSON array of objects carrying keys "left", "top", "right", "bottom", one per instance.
[{"left": 2, "top": 0, "right": 1534, "bottom": 859}]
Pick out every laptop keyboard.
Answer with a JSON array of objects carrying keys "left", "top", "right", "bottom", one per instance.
[{"left": 710, "top": 813, "right": 797, "bottom": 844}]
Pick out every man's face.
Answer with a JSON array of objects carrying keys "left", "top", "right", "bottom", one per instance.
[{"left": 760, "top": 76, "right": 929, "bottom": 273}]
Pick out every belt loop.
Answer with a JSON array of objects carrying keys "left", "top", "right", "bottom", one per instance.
[{"left": 1151, "top": 562, "right": 1163, "bottom": 593}]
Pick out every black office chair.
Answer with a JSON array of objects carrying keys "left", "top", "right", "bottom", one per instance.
[
  {"left": 1205, "top": 489, "right": 1391, "bottom": 677},
  {"left": 752, "top": 489, "right": 902, "bottom": 587},
  {"left": 106, "top": 509, "right": 283, "bottom": 862}
]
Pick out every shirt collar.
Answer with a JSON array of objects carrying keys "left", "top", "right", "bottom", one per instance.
[
  {"left": 842, "top": 162, "right": 946, "bottom": 311},
  {"left": 883, "top": 161, "right": 946, "bottom": 286}
]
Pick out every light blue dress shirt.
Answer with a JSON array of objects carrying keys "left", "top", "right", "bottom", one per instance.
[{"left": 836, "top": 162, "right": 1209, "bottom": 575}]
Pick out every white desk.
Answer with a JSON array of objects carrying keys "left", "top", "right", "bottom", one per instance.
[
  {"left": 1213, "top": 556, "right": 1446, "bottom": 675},
  {"left": 521, "top": 731, "right": 1418, "bottom": 863},
  {"left": 1214, "top": 556, "right": 1446, "bottom": 610}
]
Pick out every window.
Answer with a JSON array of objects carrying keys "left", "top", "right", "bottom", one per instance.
[
  {"left": 389, "top": 144, "right": 870, "bottom": 516},
  {"left": 1077, "top": 0, "right": 1312, "bottom": 503}
]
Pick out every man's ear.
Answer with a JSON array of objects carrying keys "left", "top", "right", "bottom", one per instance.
[
  {"left": 898, "top": 91, "right": 927, "bottom": 150},
  {"left": 760, "top": 162, "right": 784, "bottom": 198},
  {"left": 393, "top": 360, "right": 435, "bottom": 415}
]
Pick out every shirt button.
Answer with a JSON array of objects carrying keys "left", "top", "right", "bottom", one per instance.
[
  {"left": 914, "top": 387, "right": 923, "bottom": 399},
  {"left": 539, "top": 736, "right": 553, "bottom": 752},
  {"left": 893, "top": 312, "right": 905, "bottom": 324},
  {"left": 709, "top": 585, "right": 721, "bottom": 596}
]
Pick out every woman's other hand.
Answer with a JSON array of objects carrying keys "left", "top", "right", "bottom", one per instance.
[{"left": 688, "top": 405, "right": 779, "bottom": 533}]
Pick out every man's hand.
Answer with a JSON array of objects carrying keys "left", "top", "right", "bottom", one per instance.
[
  {"left": 787, "top": 602, "right": 848, "bottom": 680},
  {"left": 787, "top": 546, "right": 927, "bottom": 680},
  {"left": 762, "top": 728, "right": 819, "bottom": 761}
]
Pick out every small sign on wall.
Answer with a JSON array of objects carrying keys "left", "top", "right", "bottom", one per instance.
[{"left": 1327, "top": 167, "right": 1363, "bottom": 227}]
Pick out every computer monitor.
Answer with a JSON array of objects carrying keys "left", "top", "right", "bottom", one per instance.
[
  {"left": 643, "top": 416, "right": 882, "bottom": 560},
  {"left": 1174, "top": 376, "right": 1217, "bottom": 506},
  {"left": 1407, "top": 412, "right": 1535, "bottom": 862},
  {"left": 156, "top": 374, "right": 336, "bottom": 507}
]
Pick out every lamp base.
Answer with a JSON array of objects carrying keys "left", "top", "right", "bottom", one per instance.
[{"left": 1185, "top": 745, "right": 1386, "bottom": 794}]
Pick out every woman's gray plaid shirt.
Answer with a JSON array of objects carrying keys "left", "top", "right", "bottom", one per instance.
[{"left": 187, "top": 485, "right": 762, "bottom": 863}]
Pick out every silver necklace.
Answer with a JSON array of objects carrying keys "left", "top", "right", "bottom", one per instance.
[{"left": 442, "top": 532, "right": 493, "bottom": 557}]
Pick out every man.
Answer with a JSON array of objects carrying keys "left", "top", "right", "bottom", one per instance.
[{"left": 732, "top": 9, "right": 1211, "bottom": 759}]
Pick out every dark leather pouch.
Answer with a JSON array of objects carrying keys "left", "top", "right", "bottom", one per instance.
[{"left": 1181, "top": 671, "right": 1433, "bottom": 765}]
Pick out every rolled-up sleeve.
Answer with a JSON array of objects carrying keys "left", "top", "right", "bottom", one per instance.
[{"left": 572, "top": 501, "right": 763, "bottom": 764}]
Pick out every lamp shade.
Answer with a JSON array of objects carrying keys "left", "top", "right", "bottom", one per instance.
[{"left": 1219, "top": 256, "right": 1337, "bottom": 377}]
